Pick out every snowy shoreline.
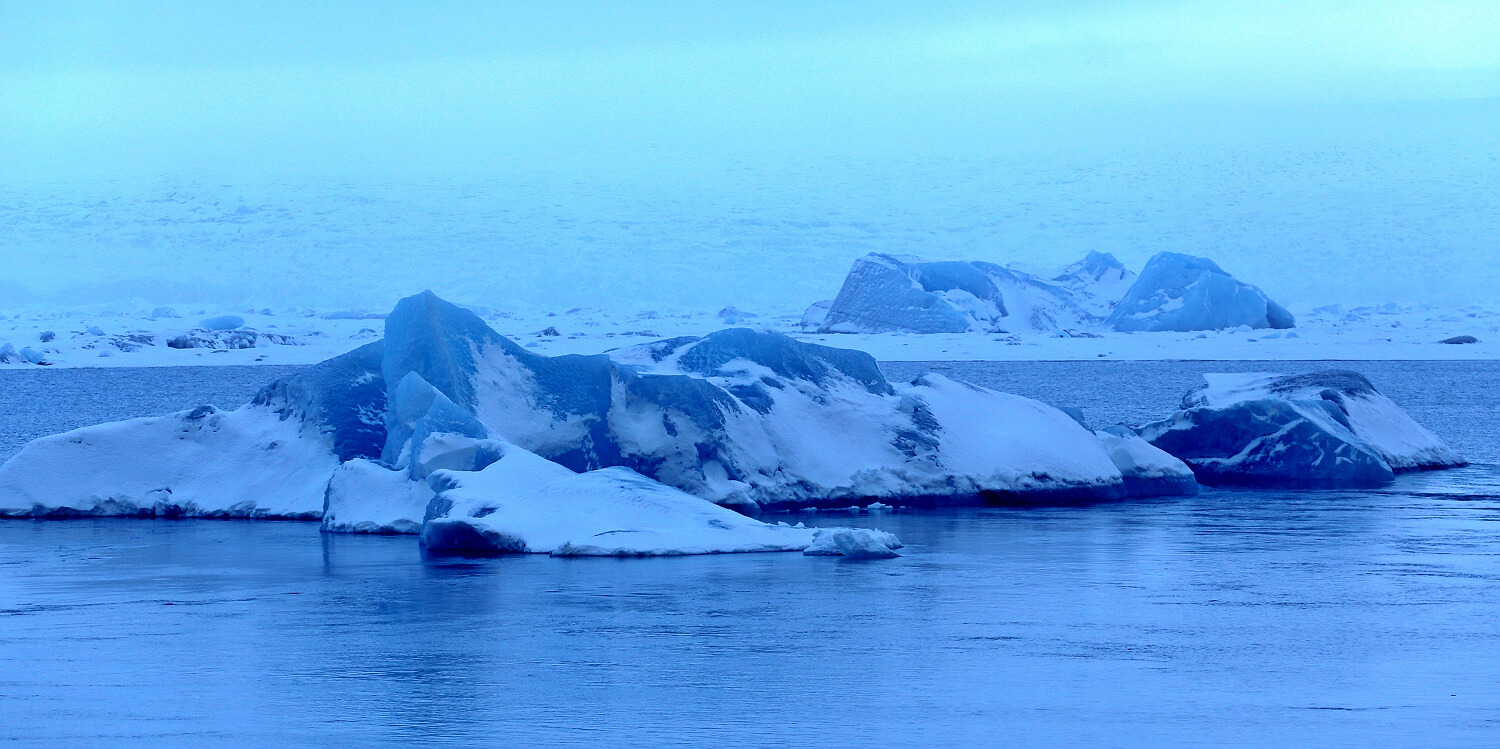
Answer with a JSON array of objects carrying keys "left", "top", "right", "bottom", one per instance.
[{"left": 1, "top": 302, "right": 1495, "bottom": 368}]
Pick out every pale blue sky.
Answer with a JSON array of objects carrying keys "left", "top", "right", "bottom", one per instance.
[
  {"left": 3, "top": 1, "right": 1496, "bottom": 176},
  {"left": 1, "top": 2, "right": 1497, "bottom": 310}
]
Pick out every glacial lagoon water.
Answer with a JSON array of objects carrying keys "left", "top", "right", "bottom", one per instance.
[{"left": 1, "top": 361, "right": 1498, "bottom": 747}]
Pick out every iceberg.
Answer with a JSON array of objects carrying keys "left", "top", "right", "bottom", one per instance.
[
  {"left": 800, "top": 299, "right": 832, "bottom": 331},
  {"left": 818, "top": 253, "right": 1008, "bottom": 333},
  {"left": 1106, "top": 252, "right": 1295, "bottom": 332},
  {"left": 420, "top": 444, "right": 824, "bottom": 557},
  {"left": 12, "top": 289, "right": 1240, "bottom": 555},
  {"left": 322, "top": 458, "right": 433, "bottom": 534},
  {"left": 801, "top": 527, "right": 904, "bottom": 559},
  {"left": 1137, "top": 398, "right": 1395, "bottom": 488},
  {"left": 166, "top": 329, "right": 297, "bottom": 350},
  {"left": 1180, "top": 371, "right": 1465, "bottom": 472},
  {"left": 377, "top": 292, "right": 1132, "bottom": 509},
  {"left": 1134, "top": 371, "right": 1462, "bottom": 488},
  {"left": 814, "top": 252, "right": 1133, "bottom": 335},
  {"left": 199, "top": 315, "right": 245, "bottom": 330},
  {"left": 0, "top": 404, "right": 338, "bottom": 518},
  {"left": 1050, "top": 251, "right": 1137, "bottom": 319},
  {"left": 1097, "top": 426, "right": 1199, "bottom": 496},
  {"left": 0, "top": 342, "right": 386, "bottom": 518}
]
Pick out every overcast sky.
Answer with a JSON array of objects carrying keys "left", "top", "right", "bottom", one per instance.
[
  {"left": 1, "top": 1, "right": 1497, "bottom": 310},
  {"left": 3, "top": 0, "right": 1497, "bottom": 176}
]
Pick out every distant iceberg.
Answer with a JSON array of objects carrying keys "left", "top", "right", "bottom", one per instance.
[
  {"left": 814, "top": 252, "right": 1127, "bottom": 335},
  {"left": 1105, "top": 252, "right": 1295, "bottom": 332},
  {"left": 1135, "top": 371, "right": 1463, "bottom": 488},
  {"left": 810, "top": 250, "right": 1293, "bottom": 335}
]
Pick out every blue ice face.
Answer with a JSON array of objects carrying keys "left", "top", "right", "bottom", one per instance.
[
  {"left": 819, "top": 254, "right": 993, "bottom": 333},
  {"left": 382, "top": 371, "right": 491, "bottom": 473},
  {"left": 376, "top": 291, "right": 943, "bottom": 508},
  {"left": 1137, "top": 398, "right": 1394, "bottom": 488},
  {"left": 199, "top": 315, "right": 245, "bottom": 330},
  {"left": 251, "top": 340, "right": 388, "bottom": 462},
  {"left": 1106, "top": 252, "right": 1295, "bottom": 332}
]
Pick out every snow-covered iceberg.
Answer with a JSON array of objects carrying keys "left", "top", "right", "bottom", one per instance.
[
  {"left": 0, "top": 404, "right": 337, "bottom": 518},
  {"left": 0, "top": 341, "right": 386, "bottom": 518},
  {"left": 1105, "top": 252, "right": 1295, "bottom": 332},
  {"left": 323, "top": 432, "right": 902, "bottom": 558},
  {"left": 817, "top": 253, "right": 1011, "bottom": 333},
  {"left": 814, "top": 251, "right": 1139, "bottom": 334},
  {"left": 1096, "top": 426, "right": 1199, "bottom": 496},
  {"left": 1049, "top": 251, "right": 1137, "bottom": 319},
  {"left": 1180, "top": 372, "right": 1465, "bottom": 472},
  {"left": 383, "top": 290, "right": 1133, "bottom": 510},
  {"left": 1134, "top": 371, "right": 1462, "bottom": 488},
  {"left": 420, "top": 441, "right": 836, "bottom": 557}
]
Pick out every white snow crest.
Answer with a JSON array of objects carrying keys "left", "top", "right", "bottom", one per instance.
[{"left": 0, "top": 404, "right": 337, "bottom": 519}]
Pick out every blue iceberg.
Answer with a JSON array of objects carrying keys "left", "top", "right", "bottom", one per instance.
[
  {"left": 199, "top": 315, "right": 245, "bottom": 330},
  {"left": 1137, "top": 398, "right": 1395, "bottom": 488},
  {"left": 815, "top": 252, "right": 1131, "bottom": 334},
  {"left": 380, "top": 291, "right": 1129, "bottom": 510},
  {"left": 1106, "top": 252, "right": 1295, "bottom": 332},
  {"left": 1135, "top": 371, "right": 1462, "bottom": 488},
  {"left": 818, "top": 253, "right": 1008, "bottom": 333}
]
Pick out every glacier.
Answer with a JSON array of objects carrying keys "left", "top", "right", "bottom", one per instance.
[
  {"left": 1134, "top": 371, "right": 1463, "bottom": 488},
  {"left": 1106, "top": 252, "right": 1296, "bottom": 333}
]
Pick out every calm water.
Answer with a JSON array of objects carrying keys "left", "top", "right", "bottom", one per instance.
[{"left": 1, "top": 361, "right": 1499, "bottom": 747}]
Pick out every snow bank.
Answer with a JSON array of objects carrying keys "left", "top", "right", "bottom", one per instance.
[
  {"left": 1106, "top": 252, "right": 1295, "bottom": 332},
  {"left": 1181, "top": 371, "right": 1465, "bottom": 471}
]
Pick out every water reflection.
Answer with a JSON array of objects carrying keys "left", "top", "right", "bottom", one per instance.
[{"left": 3, "top": 476, "right": 1498, "bottom": 747}]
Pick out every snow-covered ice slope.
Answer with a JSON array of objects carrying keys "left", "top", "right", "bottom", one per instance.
[
  {"left": 1182, "top": 371, "right": 1466, "bottom": 471},
  {"left": 421, "top": 453, "right": 827, "bottom": 557},
  {"left": 0, "top": 404, "right": 336, "bottom": 518},
  {"left": 1106, "top": 253, "right": 1295, "bottom": 333},
  {"left": 0, "top": 341, "right": 388, "bottom": 518}
]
